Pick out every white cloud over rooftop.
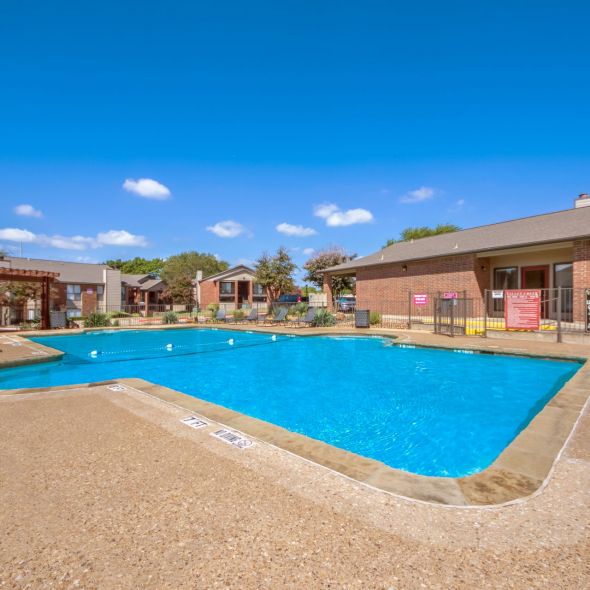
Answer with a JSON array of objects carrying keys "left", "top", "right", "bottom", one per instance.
[
  {"left": 0, "top": 227, "right": 148, "bottom": 250},
  {"left": 314, "top": 203, "right": 374, "bottom": 227}
]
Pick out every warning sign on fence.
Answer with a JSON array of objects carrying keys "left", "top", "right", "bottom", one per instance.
[
  {"left": 413, "top": 293, "right": 429, "bottom": 306},
  {"left": 505, "top": 289, "right": 541, "bottom": 330},
  {"left": 586, "top": 289, "right": 590, "bottom": 333}
]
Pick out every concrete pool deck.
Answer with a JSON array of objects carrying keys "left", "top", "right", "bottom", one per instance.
[
  {"left": 1, "top": 326, "right": 589, "bottom": 505},
  {"left": 1, "top": 379, "right": 589, "bottom": 588},
  {"left": 0, "top": 327, "right": 589, "bottom": 587}
]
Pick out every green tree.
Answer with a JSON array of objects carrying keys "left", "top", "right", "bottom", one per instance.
[
  {"left": 383, "top": 223, "right": 461, "bottom": 248},
  {"left": 254, "top": 247, "right": 297, "bottom": 301},
  {"left": 160, "top": 251, "right": 229, "bottom": 304},
  {"left": 303, "top": 246, "right": 356, "bottom": 295},
  {"left": 104, "top": 257, "right": 165, "bottom": 275}
]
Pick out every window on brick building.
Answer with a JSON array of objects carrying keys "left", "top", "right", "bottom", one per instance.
[
  {"left": 219, "top": 281, "right": 234, "bottom": 295},
  {"left": 493, "top": 267, "right": 518, "bottom": 290},
  {"left": 66, "top": 284, "right": 81, "bottom": 301},
  {"left": 553, "top": 263, "right": 573, "bottom": 289},
  {"left": 492, "top": 267, "right": 518, "bottom": 313}
]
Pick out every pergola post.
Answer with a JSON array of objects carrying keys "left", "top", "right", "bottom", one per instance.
[{"left": 41, "top": 277, "right": 50, "bottom": 329}]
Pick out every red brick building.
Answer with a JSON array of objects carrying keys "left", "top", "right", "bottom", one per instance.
[
  {"left": 197, "top": 265, "right": 267, "bottom": 310},
  {"left": 323, "top": 196, "right": 590, "bottom": 323}
]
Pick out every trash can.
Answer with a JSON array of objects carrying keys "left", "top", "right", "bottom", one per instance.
[
  {"left": 50, "top": 311, "right": 67, "bottom": 329},
  {"left": 355, "top": 309, "right": 370, "bottom": 328}
]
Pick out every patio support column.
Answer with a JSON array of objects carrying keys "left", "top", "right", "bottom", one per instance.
[
  {"left": 323, "top": 273, "right": 333, "bottom": 311},
  {"left": 247, "top": 280, "right": 253, "bottom": 306},
  {"left": 144, "top": 290, "right": 149, "bottom": 316},
  {"left": 41, "top": 277, "right": 50, "bottom": 330},
  {"left": 234, "top": 280, "right": 239, "bottom": 308}
]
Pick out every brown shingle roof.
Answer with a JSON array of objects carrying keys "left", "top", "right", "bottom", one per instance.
[
  {"left": 4, "top": 257, "right": 109, "bottom": 283},
  {"left": 325, "top": 207, "right": 590, "bottom": 273}
]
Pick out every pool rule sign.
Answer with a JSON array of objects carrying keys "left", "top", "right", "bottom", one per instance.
[
  {"left": 505, "top": 289, "right": 541, "bottom": 330},
  {"left": 586, "top": 289, "right": 590, "bottom": 332}
]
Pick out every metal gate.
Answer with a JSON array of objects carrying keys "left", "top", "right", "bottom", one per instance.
[{"left": 434, "top": 297, "right": 468, "bottom": 336}]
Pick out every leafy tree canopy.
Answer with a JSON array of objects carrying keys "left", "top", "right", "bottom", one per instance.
[
  {"left": 303, "top": 246, "right": 356, "bottom": 295},
  {"left": 383, "top": 224, "right": 461, "bottom": 248},
  {"left": 254, "top": 247, "right": 297, "bottom": 301},
  {"left": 105, "top": 257, "right": 165, "bottom": 275},
  {"left": 160, "top": 251, "right": 229, "bottom": 304}
]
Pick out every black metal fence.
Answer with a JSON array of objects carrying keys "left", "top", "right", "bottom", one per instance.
[
  {"left": 3, "top": 288, "right": 588, "bottom": 340},
  {"left": 332, "top": 287, "right": 589, "bottom": 340}
]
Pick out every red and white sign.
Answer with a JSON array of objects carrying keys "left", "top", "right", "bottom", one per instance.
[
  {"left": 505, "top": 289, "right": 541, "bottom": 330},
  {"left": 443, "top": 291, "right": 458, "bottom": 299},
  {"left": 413, "top": 293, "right": 429, "bottom": 306}
]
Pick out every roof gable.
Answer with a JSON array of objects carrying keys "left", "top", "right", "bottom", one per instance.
[
  {"left": 200, "top": 265, "right": 256, "bottom": 282},
  {"left": 326, "top": 207, "right": 590, "bottom": 273}
]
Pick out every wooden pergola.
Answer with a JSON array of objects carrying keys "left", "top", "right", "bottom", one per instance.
[{"left": 0, "top": 268, "right": 60, "bottom": 329}]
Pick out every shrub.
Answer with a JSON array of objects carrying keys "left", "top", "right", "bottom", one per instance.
[
  {"left": 84, "top": 312, "right": 111, "bottom": 328},
  {"left": 290, "top": 302, "right": 309, "bottom": 318},
  {"left": 107, "top": 310, "right": 130, "bottom": 319},
  {"left": 112, "top": 319, "right": 120, "bottom": 327},
  {"left": 311, "top": 309, "right": 336, "bottom": 327},
  {"left": 232, "top": 309, "right": 245, "bottom": 320},
  {"left": 162, "top": 311, "right": 179, "bottom": 324},
  {"left": 369, "top": 311, "right": 382, "bottom": 326},
  {"left": 206, "top": 303, "right": 220, "bottom": 318}
]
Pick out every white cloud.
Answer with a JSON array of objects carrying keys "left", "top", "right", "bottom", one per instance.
[
  {"left": 326, "top": 208, "right": 373, "bottom": 227},
  {"left": 303, "top": 247, "right": 315, "bottom": 255},
  {"left": 313, "top": 203, "right": 340, "bottom": 219},
  {"left": 399, "top": 186, "right": 435, "bottom": 204},
  {"left": 314, "top": 203, "right": 373, "bottom": 227},
  {"left": 206, "top": 220, "right": 247, "bottom": 238},
  {"left": 0, "top": 228, "right": 37, "bottom": 242},
  {"left": 276, "top": 222, "right": 317, "bottom": 237},
  {"left": 14, "top": 204, "right": 43, "bottom": 218},
  {"left": 123, "top": 178, "right": 171, "bottom": 200},
  {"left": 0, "top": 227, "right": 148, "bottom": 250},
  {"left": 40, "top": 235, "right": 95, "bottom": 250},
  {"left": 96, "top": 230, "right": 148, "bottom": 247}
]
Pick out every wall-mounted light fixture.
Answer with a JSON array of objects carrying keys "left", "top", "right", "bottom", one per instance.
[
  {"left": 480, "top": 264, "right": 487, "bottom": 272},
  {"left": 402, "top": 264, "right": 408, "bottom": 272}
]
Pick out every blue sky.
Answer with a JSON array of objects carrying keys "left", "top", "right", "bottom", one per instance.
[{"left": 1, "top": 1, "right": 589, "bottom": 279}]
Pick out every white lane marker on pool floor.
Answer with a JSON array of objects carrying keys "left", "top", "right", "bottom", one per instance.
[
  {"left": 180, "top": 415, "right": 208, "bottom": 429},
  {"left": 210, "top": 429, "right": 254, "bottom": 449}
]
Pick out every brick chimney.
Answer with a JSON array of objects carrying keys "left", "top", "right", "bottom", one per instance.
[{"left": 574, "top": 193, "right": 590, "bottom": 208}]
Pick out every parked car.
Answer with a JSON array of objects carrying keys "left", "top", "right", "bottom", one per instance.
[
  {"left": 277, "top": 294, "right": 309, "bottom": 303},
  {"left": 337, "top": 296, "right": 356, "bottom": 311}
]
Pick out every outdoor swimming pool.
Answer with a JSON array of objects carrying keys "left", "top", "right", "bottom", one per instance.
[{"left": 0, "top": 329, "right": 581, "bottom": 477}]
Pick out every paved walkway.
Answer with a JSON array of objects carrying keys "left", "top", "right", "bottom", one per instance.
[{"left": 1, "top": 379, "right": 588, "bottom": 589}]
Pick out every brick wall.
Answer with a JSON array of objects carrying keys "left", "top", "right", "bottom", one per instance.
[
  {"left": 573, "top": 239, "right": 590, "bottom": 322},
  {"left": 354, "top": 254, "right": 490, "bottom": 312},
  {"left": 199, "top": 280, "right": 218, "bottom": 306},
  {"left": 81, "top": 286, "right": 98, "bottom": 316},
  {"left": 51, "top": 283, "right": 67, "bottom": 310}
]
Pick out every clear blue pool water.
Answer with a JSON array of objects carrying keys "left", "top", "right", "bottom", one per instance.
[{"left": 0, "top": 329, "right": 580, "bottom": 477}]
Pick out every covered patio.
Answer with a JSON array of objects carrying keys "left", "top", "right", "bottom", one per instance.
[{"left": 0, "top": 265, "right": 60, "bottom": 330}]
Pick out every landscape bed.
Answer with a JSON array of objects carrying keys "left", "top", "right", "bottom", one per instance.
[{"left": 0, "top": 328, "right": 582, "bottom": 479}]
